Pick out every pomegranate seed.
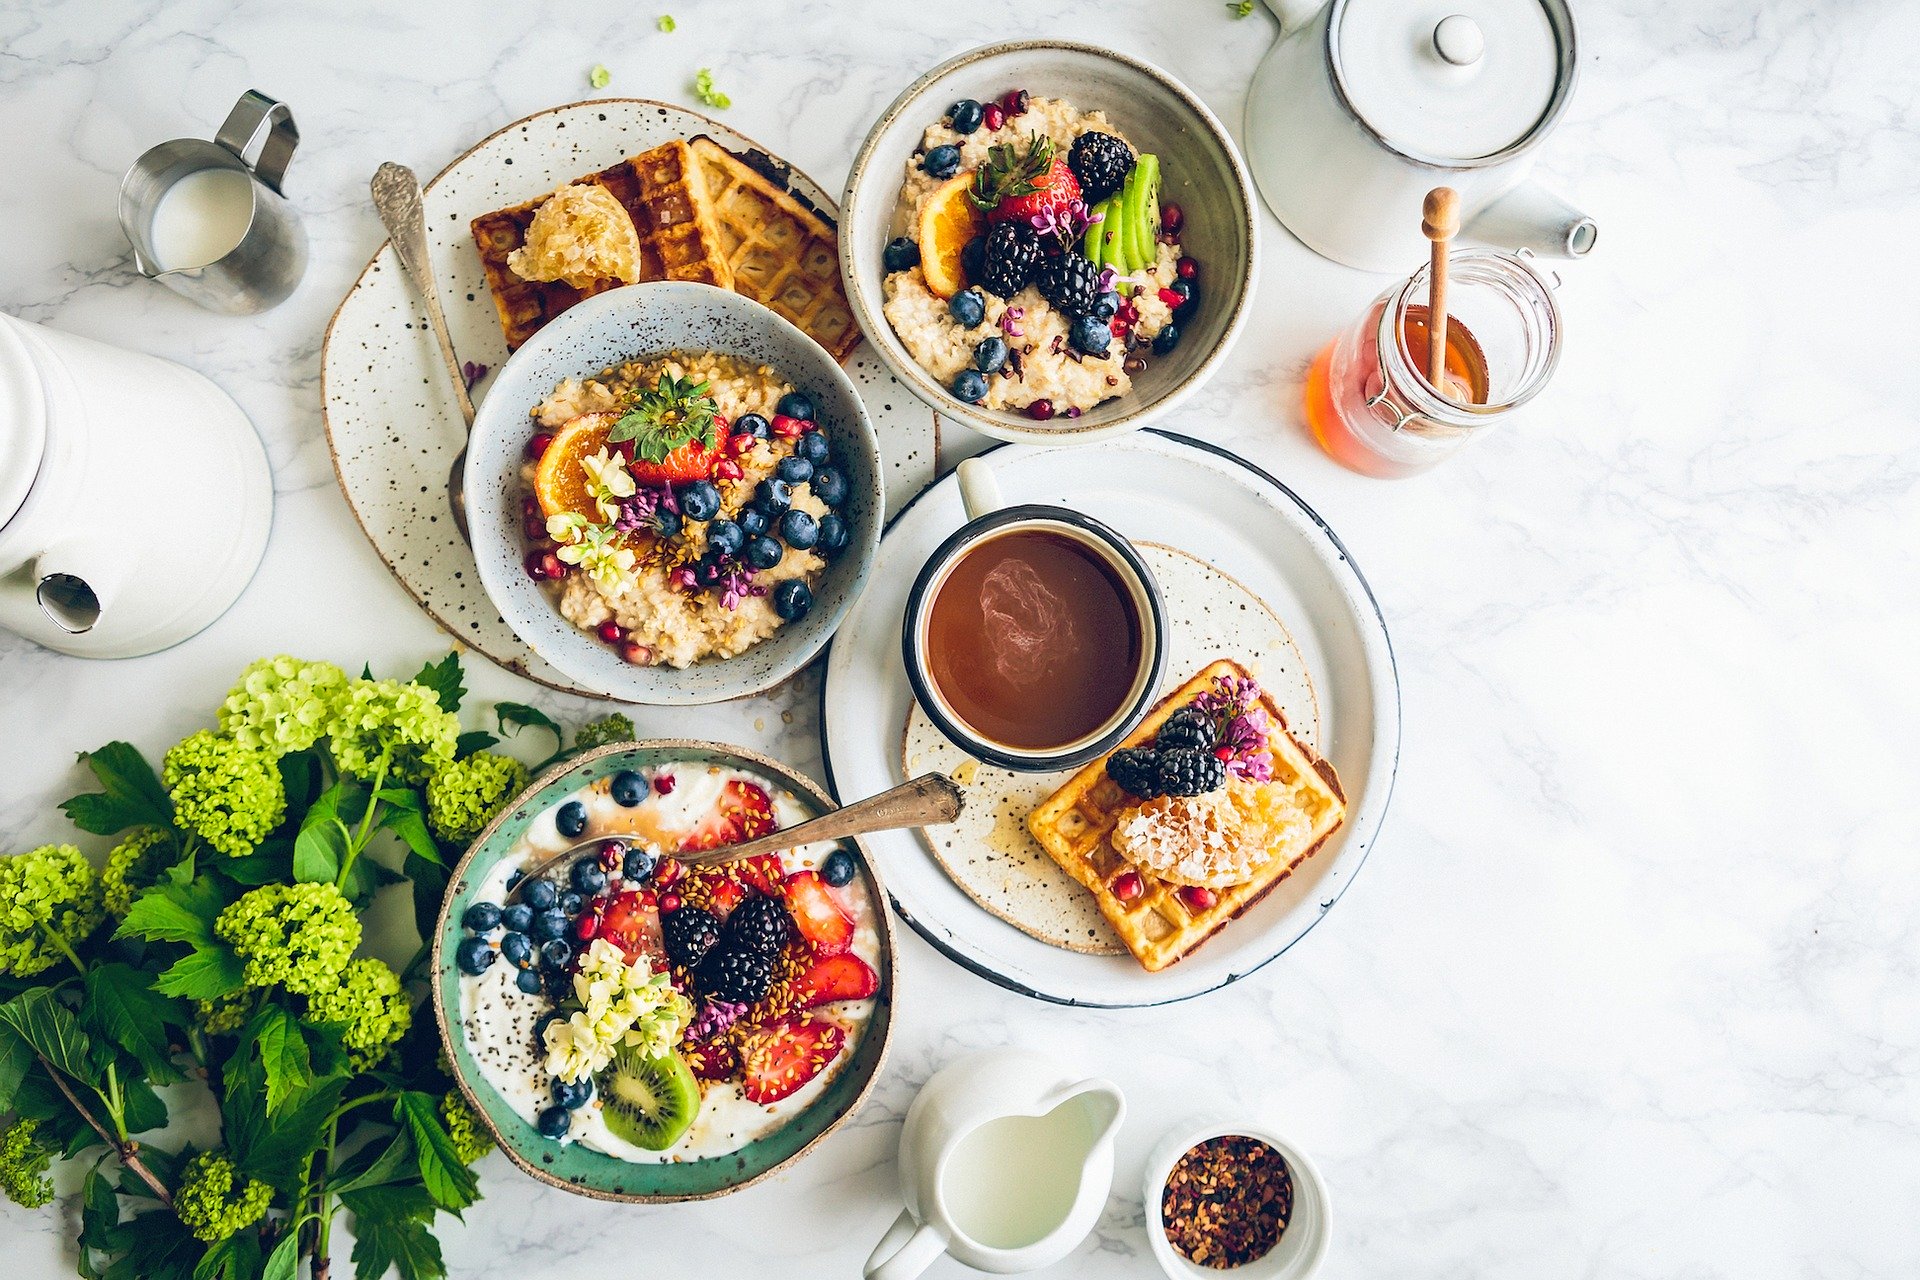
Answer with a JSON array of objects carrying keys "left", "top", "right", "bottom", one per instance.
[
  {"left": 1000, "top": 88, "right": 1030, "bottom": 117},
  {"left": 638, "top": 889, "right": 657, "bottom": 909},
  {"left": 654, "top": 773, "right": 676, "bottom": 795},
  {"left": 521, "top": 495, "right": 542, "bottom": 518},
  {"left": 619, "top": 640, "right": 651, "bottom": 665},
  {"left": 523, "top": 515, "right": 549, "bottom": 541},
  {"left": 660, "top": 892, "right": 682, "bottom": 914},
  {"left": 982, "top": 103, "right": 1005, "bottom": 131},
  {"left": 714, "top": 458, "right": 744, "bottom": 481},
  {"left": 726, "top": 431, "right": 756, "bottom": 457},
  {"left": 524, "top": 432, "right": 554, "bottom": 460},
  {"left": 1109, "top": 317, "right": 1129, "bottom": 339},
  {"left": 600, "top": 840, "right": 627, "bottom": 869},
  {"left": 1026, "top": 399, "right": 1055, "bottom": 421},
  {"left": 770, "top": 413, "right": 804, "bottom": 439},
  {"left": 1178, "top": 885, "right": 1217, "bottom": 911},
  {"left": 541, "top": 551, "right": 568, "bottom": 579},
  {"left": 596, "top": 619, "right": 625, "bottom": 643},
  {"left": 1161, "top": 203, "right": 1184, "bottom": 234},
  {"left": 1214, "top": 746, "right": 1234, "bottom": 761},
  {"left": 1112, "top": 870, "right": 1144, "bottom": 902},
  {"left": 574, "top": 913, "right": 601, "bottom": 940},
  {"left": 1177, "top": 257, "right": 1198, "bottom": 281},
  {"left": 1157, "top": 288, "right": 1183, "bottom": 309}
]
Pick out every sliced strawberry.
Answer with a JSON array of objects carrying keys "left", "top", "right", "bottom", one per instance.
[
  {"left": 791, "top": 953, "right": 878, "bottom": 1009},
  {"left": 628, "top": 438, "right": 718, "bottom": 487},
  {"left": 738, "top": 1016, "right": 845, "bottom": 1104},
  {"left": 990, "top": 155, "right": 1081, "bottom": 226},
  {"left": 783, "top": 870, "right": 854, "bottom": 957},
  {"left": 680, "top": 780, "right": 777, "bottom": 851},
  {"left": 597, "top": 890, "right": 665, "bottom": 967},
  {"left": 704, "top": 879, "right": 747, "bottom": 919},
  {"left": 736, "top": 852, "right": 786, "bottom": 898},
  {"left": 683, "top": 1037, "right": 739, "bottom": 1082}
]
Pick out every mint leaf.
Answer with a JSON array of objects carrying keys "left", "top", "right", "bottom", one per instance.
[
  {"left": 152, "top": 944, "right": 246, "bottom": 1000},
  {"left": 61, "top": 741, "right": 173, "bottom": 836},
  {"left": 343, "top": 1184, "right": 446, "bottom": 1280},
  {"left": 83, "top": 964, "right": 182, "bottom": 1083},
  {"left": 397, "top": 1091, "right": 479, "bottom": 1211},
  {"left": 0, "top": 988, "right": 96, "bottom": 1084},
  {"left": 410, "top": 652, "right": 466, "bottom": 713}
]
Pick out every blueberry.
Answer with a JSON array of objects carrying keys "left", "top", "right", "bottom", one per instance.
[
  {"left": 531, "top": 908, "right": 569, "bottom": 942},
  {"left": 501, "top": 903, "right": 533, "bottom": 934},
  {"left": 611, "top": 769, "right": 647, "bottom": 807},
  {"left": 695, "top": 551, "right": 726, "bottom": 586},
  {"left": 560, "top": 891, "right": 583, "bottom": 916},
  {"left": 540, "top": 939, "right": 573, "bottom": 971},
  {"left": 973, "top": 336, "right": 1008, "bottom": 373},
  {"left": 707, "top": 518, "right": 745, "bottom": 557},
  {"left": 773, "top": 580, "right": 814, "bottom": 621},
  {"left": 732, "top": 412, "right": 771, "bottom": 439},
  {"left": 818, "top": 513, "right": 851, "bottom": 558},
  {"left": 777, "top": 390, "right": 816, "bottom": 421},
  {"left": 455, "top": 936, "right": 496, "bottom": 975},
  {"left": 1069, "top": 314, "right": 1112, "bottom": 357},
  {"left": 745, "top": 535, "right": 784, "bottom": 571},
  {"left": 677, "top": 480, "right": 721, "bottom": 523},
  {"left": 738, "top": 505, "right": 771, "bottom": 537},
  {"left": 921, "top": 144, "right": 962, "bottom": 179},
  {"left": 504, "top": 869, "right": 525, "bottom": 892},
  {"left": 882, "top": 236, "right": 921, "bottom": 273},
  {"left": 570, "top": 859, "right": 607, "bottom": 896},
  {"left": 1152, "top": 322, "right": 1182, "bottom": 356},
  {"left": 820, "top": 848, "right": 858, "bottom": 887},
  {"left": 810, "top": 466, "right": 849, "bottom": 508},
  {"left": 500, "top": 929, "right": 535, "bottom": 968},
  {"left": 947, "top": 98, "right": 984, "bottom": 134},
  {"left": 653, "top": 508, "right": 683, "bottom": 539},
  {"left": 1091, "top": 291, "right": 1120, "bottom": 320},
  {"left": 755, "top": 478, "right": 793, "bottom": 512},
  {"left": 536, "top": 1105, "right": 572, "bottom": 1139},
  {"left": 779, "top": 509, "right": 820, "bottom": 550},
  {"left": 553, "top": 1075, "right": 594, "bottom": 1110},
  {"left": 961, "top": 235, "right": 987, "bottom": 283},
  {"left": 523, "top": 878, "right": 559, "bottom": 911},
  {"left": 623, "top": 846, "right": 658, "bottom": 882},
  {"left": 534, "top": 1009, "right": 563, "bottom": 1042},
  {"left": 796, "top": 430, "right": 830, "bottom": 466},
  {"left": 776, "top": 454, "right": 814, "bottom": 485},
  {"left": 952, "top": 370, "right": 988, "bottom": 403},
  {"left": 462, "top": 901, "right": 502, "bottom": 933},
  {"left": 555, "top": 802, "right": 588, "bottom": 839},
  {"left": 1169, "top": 279, "right": 1194, "bottom": 308},
  {"left": 948, "top": 288, "right": 987, "bottom": 328},
  {"left": 516, "top": 967, "right": 544, "bottom": 994}
]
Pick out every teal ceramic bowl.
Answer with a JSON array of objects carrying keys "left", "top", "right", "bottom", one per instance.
[{"left": 430, "top": 740, "right": 896, "bottom": 1202}]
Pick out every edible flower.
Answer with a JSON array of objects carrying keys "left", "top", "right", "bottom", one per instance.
[
  {"left": 1191, "top": 674, "right": 1274, "bottom": 781},
  {"left": 582, "top": 446, "right": 637, "bottom": 519},
  {"left": 999, "top": 306, "right": 1025, "bottom": 338},
  {"left": 1029, "top": 198, "right": 1102, "bottom": 246},
  {"left": 657, "top": 13, "right": 676, "bottom": 32},
  {"left": 589, "top": 64, "right": 611, "bottom": 90},
  {"left": 717, "top": 560, "right": 765, "bottom": 611},
  {"left": 543, "top": 938, "right": 692, "bottom": 1082},
  {"left": 546, "top": 511, "right": 590, "bottom": 545},
  {"left": 686, "top": 998, "right": 748, "bottom": 1041},
  {"left": 557, "top": 524, "right": 638, "bottom": 592}
]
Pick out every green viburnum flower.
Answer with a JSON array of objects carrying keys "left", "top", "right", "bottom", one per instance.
[
  {"left": 218, "top": 655, "right": 349, "bottom": 756},
  {"left": 441, "top": 1089, "right": 493, "bottom": 1165},
  {"left": 572, "top": 713, "right": 636, "bottom": 754},
  {"left": 214, "top": 882, "right": 361, "bottom": 996},
  {"left": 0, "top": 1118, "right": 55, "bottom": 1209},
  {"left": 0, "top": 843, "right": 104, "bottom": 977},
  {"left": 100, "top": 826, "right": 174, "bottom": 917},
  {"left": 162, "top": 730, "right": 286, "bottom": 859},
  {"left": 328, "top": 677, "right": 460, "bottom": 785},
  {"left": 193, "top": 991, "right": 251, "bottom": 1037},
  {"left": 301, "top": 957, "right": 411, "bottom": 1068},
  {"left": 425, "top": 751, "right": 529, "bottom": 844},
  {"left": 175, "top": 1151, "right": 271, "bottom": 1243}
]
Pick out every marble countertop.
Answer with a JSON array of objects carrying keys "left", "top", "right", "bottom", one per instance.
[{"left": 2, "top": 0, "right": 1915, "bottom": 1275}]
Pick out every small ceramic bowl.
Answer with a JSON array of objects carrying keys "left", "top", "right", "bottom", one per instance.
[
  {"left": 841, "top": 41, "right": 1259, "bottom": 446},
  {"left": 464, "top": 281, "right": 883, "bottom": 704},
  {"left": 1143, "top": 1116, "right": 1332, "bottom": 1280}
]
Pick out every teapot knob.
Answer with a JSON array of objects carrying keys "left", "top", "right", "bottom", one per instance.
[{"left": 1432, "top": 14, "right": 1485, "bottom": 66}]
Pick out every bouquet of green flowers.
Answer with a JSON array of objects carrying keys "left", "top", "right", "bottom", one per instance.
[{"left": 0, "top": 653, "right": 630, "bottom": 1280}]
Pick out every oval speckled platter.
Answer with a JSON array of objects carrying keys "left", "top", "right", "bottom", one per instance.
[
  {"left": 430, "top": 740, "right": 894, "bottom": 1202},
  {"left": 322, "top": 99, "right": 939, "bottom": 697}
]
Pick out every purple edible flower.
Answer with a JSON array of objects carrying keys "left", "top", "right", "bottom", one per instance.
[
  {"left": 716, "top": 559, "right": 766, "bottom": 611},
  {"left": 462, "top": 360, "right": 489, "bottom": 391},
  {"left": 669, "top": 565, "right": 698, "bottom": 590},
  {"left": 1000, "top": 306, "right": 1025, "bottom": 338},
  {"left": 1095, "top": 265, "right": 1119, "bottom": 293},
  {"left": 1192, "top": 674, "right": 1273, "bottom": 778},
  {"left": 1028, "top": 198, "right": 1103, "bottom": 246},
  {"left": 687, "top": 999, "right": 748, "bottom": 1042}
]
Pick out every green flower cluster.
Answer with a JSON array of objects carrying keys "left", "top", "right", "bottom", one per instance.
[
  {"left": 219, "top": 655, "right": 349, "bottom": 756},
  {"left": 441, "top": 1089, "right": 492, "bottom": 1165},
  {"left": 425, "top": 751, "right": 528, "bottom": 844},
  {"left": 302, "top": 958, "right": 411, "bottom": 1068},
  {"left": 214, "top": 882, "right": 361, "bottom": 995},
  {"left": 329, "top": 678, "right": 459, "bottom": 785},
  {"left": 193, "top": 991, "right": 251, "bottom": 1037},
  {"left": 572, "top": 713, "right": 636, "bottom": 754},
  {"left": 0, "top": 843, "right": 103, "bottom": 977},
  {"left": 100, "top": 826, "right": 173, "bottom": 917},
  {"left": 174, "top": 1151, "right": 271, "bottom": 1243},
  {"left": 162, "top": 730, "right": 285, "bottom": 859},
  {"left": 0, "top": 1118, "right": 55, "bottom": 1208}
]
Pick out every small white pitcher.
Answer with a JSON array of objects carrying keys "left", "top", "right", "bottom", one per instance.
[{"left": 866, "top": 1049, "right": 1125, "bottom": 1279}]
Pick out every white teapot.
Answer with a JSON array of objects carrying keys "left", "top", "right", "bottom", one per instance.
[{"left": 1245, "top": 0, "right": 1596, "bottom": 272}]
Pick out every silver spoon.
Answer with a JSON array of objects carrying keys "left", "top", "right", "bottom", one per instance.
[
  {"left": 504, "top": 773, "right": 964, "bottom": 904},
  {"left": 370, "top": 161, "right": 476, "bottom": 543}
]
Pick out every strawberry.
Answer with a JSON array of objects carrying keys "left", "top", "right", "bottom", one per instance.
[
  {"left": 627, "top": 438, "right": 718, "bottom": 486},
  {"left": 736, "top": 853, "right": 786, "bottom": 898},
  {"left": 680, "top": 780, "right": 777, "bottom": 851},
  {"left": 704, "top": 879, "right": 746, "bottom": 919},
  {"left": 683, "top": 1037, "right": 739, "bottom": 1082},
  {"left": 597, "top": 890, "right": 665, "bottom": 967},
  {"left": 783, "top": 870, "right": 854, "bottom": 957},
  {"left": 738, "top": 1016, "right": 845, "bottom": 1104},
  {"left": 971, "top": 134, "right": 1081, "bottom": 226},
  {"left": 791, "top": 953, "right": 878, "bottom": 1009}
]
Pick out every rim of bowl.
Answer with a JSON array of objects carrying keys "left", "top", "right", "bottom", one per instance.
[
  {"left": 464, "top": 282, "right": 883, "bottom": 704},
  {"left": 1141, "top": 1115, "right": 1333, "bottom": 1280},
  {"left": 839, "top": 39, "right": 1260, "bottom": 447}
]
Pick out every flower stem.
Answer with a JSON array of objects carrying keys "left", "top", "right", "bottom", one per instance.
[
  {"left": 35, "top": 1051, "right": 172, "bottom": 1207},
  {"left": 38, "top": 923, "right": 86, "bottom": 976},
  {"left": 335, "top": 757, "right": 391, "bottom": 889}
]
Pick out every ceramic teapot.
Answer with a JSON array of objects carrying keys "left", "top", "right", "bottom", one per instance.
[
  {"left": 1245, "top": 0, "right": 1596, "bottom": 273},
  {"left": 866, "top": 1049, "right": 1125, "bottom": 1278},
  {"left": 0, "top": 314, "right": 272, "bottom": 657}
]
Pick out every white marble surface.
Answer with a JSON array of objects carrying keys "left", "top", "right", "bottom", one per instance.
[{"left": 3, "top": 0, "right": 1917, "bottom": 1276}]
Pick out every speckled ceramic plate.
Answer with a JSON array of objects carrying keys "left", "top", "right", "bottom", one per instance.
[
  {"left": 821, "top": 431, "right": 1400, "bottom": 1007},
  {"left": 430, "top": 740, "right": 895, "bottom": 1202},
  {"left": 322, "top": 99, "right": 939, "bottom": 697}
]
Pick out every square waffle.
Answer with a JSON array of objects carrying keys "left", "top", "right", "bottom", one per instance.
[
  {"left": 1026, "top": 659, "right": 1347, "bottom": 972},
  {"left": 470, "top": 139, "right": 733, "bottom": 350},
  {"left": 687, "top": 137, "right": 859, "bottom": 362}
]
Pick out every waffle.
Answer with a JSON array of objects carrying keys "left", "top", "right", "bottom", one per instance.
[
  {"left": 470, "top": 139, "right": 733, "bottom": 350},
  {"left": 687, "top": 137, "right": 859, "bottom": 361},
  {"left": 1027, "top": 660, "right": 1347, "bottom": 972}
]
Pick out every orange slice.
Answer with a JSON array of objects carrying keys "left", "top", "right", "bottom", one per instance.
[
  {"left": 916, "top": 173, "right": 984, "bottom": 299},
  {"left": 533, "top": 411, "right": 621, "bottom": 520}
]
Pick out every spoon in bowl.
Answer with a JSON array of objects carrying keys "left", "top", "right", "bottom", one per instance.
[{"left": 370, "top": 161, "right": 476, "bottom": 542}]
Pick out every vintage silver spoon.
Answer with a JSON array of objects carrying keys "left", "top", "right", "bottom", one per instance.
[{"left": 370, "top": 161, "right": 476, "bottom": 543}]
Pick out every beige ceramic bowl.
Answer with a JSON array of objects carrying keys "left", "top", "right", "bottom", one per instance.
[{"left": 840, "top": 41, "right": 1260, "bottom": 446}]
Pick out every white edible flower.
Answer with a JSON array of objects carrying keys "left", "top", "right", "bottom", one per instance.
[
  {"left": 546, "top": 511, "right": 590, "bottom": 544},
  {"left": 541, "top": 939, "right": 692, "bottom": 1083},
  {"left": 582, "top": 447, "right": 636, "bottom": 519},
  {"left": 553, "top": 525, "right": 637, "bottom": 592}
]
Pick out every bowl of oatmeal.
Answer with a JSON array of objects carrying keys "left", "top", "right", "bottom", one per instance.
[
  {"left": 842, "top": 41, "right": 1258, "bottom": 445},
  {"left": 465, "top": 282, "right": 882, "bottom": 703}
]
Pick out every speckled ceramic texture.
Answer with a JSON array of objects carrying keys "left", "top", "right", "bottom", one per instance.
[
  {"left": 430, "top": 740, "right": 895, "bottom": 1203},
  {"left": 465, "top": 283, "right": 881, "bottom": 703},
  {"left": 322, "top": 99, "right": 938, "bottom": 698},
  {"left": 841, "top": 42, "right": 1259, "bottom": 446}
]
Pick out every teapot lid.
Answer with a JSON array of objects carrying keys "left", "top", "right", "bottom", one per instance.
[
  {"left": 0, "top": 316, "right": 48, "bottom": 530},
  {"left": 1330, "top": 0, "right": 1576, "bottom": 166}
]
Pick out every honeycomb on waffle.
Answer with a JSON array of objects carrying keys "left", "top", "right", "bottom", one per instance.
[
  {"left": 470, "top": 139, "right": 732, "bottom": 350},
  {"left": 1026, "top": 659, "right": 1347, "bottom": 972},
  {"left": 687, "top": 137, "right": 859, "bottom": 362}
]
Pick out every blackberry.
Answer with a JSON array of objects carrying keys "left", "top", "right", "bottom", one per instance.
[
  {"left": 1158, "top": 747, "right": 1227, "bottom": 797},
  {"left": 978, "top": 221, "right": 1042, "bottom": 299},
  {"left": 1067, "top": 132, "right": 1136, "bottom": 205},
  {"left": 696, "top": 945, "right": 775, "bottom": 1003},
  {"left": 1156, "top": 707, "right": 1217, "bottom": 754},
  {"left": 1106, "top": 748, "right": 1165, "bottom": 799},
  {"left": 1036, "top": 253, "right": 1101, "bottom": 316},
  {"left": 724, "top": 894, "right": 790, "bottom": 955},
  {"left": 663, "top": 905, "right": 721, "bottom": 970}
]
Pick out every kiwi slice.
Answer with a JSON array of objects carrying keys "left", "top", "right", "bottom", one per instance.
[
  {"left": 594, "top": 1045, "right": 700, "bottom": 1151},
  {"left": 1123, "top": 154, "right": 1161, "bottom": 272}
]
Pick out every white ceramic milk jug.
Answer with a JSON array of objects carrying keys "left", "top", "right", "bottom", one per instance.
[
  {"left": 1245, "top": 0, "right": 1596, "bottom": 272},
  {"left": 866, "top": 1049, "right": 1125, "bottom": 1278},
  {"left": 0, "top": 314, "right": 272, "bottom": 657}
]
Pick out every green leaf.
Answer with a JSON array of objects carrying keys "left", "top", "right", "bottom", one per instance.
[
  {"left": 410, "top": 652, "right": 466, "bottom": 712},
  {"left": 361, "top": 662, "right": 376, "bottom": 680},
  {"left": 220, "top": 838, "right": 293, "bottom": 886},
  {"left": 0, "top": 987, "right": 97, "bottom": 1083},
  {"left": 60, "top": 742, "right": 173, "bottom": 836},
  {"left": 453, "top": 730, "right": 498, "bottom": 759},
  {"left": 79, "top": 1163, "right": 120, "bottom": 1279},
  {"left": 119, "top": 1072, "right": 168, "bottom": 1135},
  {"left": 494, "top": 701, "right": 562, "bottom": 745},
  {"left": 404, "top": 853, "right": 451, "bottom": 958},
  {"left": 225, "top": 1058, "right": 344, "bottom": 1193},
  {"left": 293, "top": 783, "right": 352, "bottom": 883},
  {"left": 101, "top": 1202, "right": 200, "bottom": 1280},
  {"left": 249, "top": 1006, "right": 314, "bottom": 1115},
  {"left": 192, "top": 1232, "right": 261, "bottom": 1280},
  {"left": 117, "top": 876, "right": 226, "bottom": 946},
  {"left": 342, "top": 1185, "right": 446, "bottom": 1280},
  {"left": 396, "top": 1091, "right": 479, "bottom": 1211},
  {"left": 277, "top": 747, "right": 325, "bottom": 813},
  {"left": 262, "top": 1229, "right": 302, "bottom": 1280},
  {"left": 153, "top": 944, "right": 247, "bottom": 1000},
  {"left": 0, "top": 1018, "right": 34, "bottom": 1111},
  {"left": 83, "top": 964, "right": 183, "bottom": 1083},
  {"left": 376, "top": 789, "right": 441, "bottom": 864},
  {"left": 329, "top": 1127, "right": 416, "bottom": 1195}
]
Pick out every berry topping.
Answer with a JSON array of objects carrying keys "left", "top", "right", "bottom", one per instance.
[
  {"left": 725, "top": 894, "right": 792, "bottom": 956},
  {"left": 783, "top": 870, "right": 854, "bottom": 956},
  {"left": 1026, "top": 398, "right": 1056, "bottom": 421},
  {"left": 663, "top": 904, "right": 722, "bottom": 969},
  {"left": 682, "top": 779, "right": 777, "bottom": 850},
  {"left": 676, "top": 479, "right": 721, "bottom": 522},
  {"left": 970, "top": 134, "right": 1080, "bottom": 226},
  {"left": 810, "top": 465, "right": 849, "bottom": 507},
  {"left": 1177, "top": 885, "right": 1217, "bottom": 912},
  {"left": 523, "top": 878, "right": 559, "bottom": 911},
  {"left": 1106, "top": 747, "right": 1164, "bottom": 799},
  {"left": 1069, "top": 314, "right": 1113, "bottom": 357},
  {"left": 1067, "top": 131, "right": 1137, "bottom": 205},
  {"left": 462, "top": 902, "right": 502, "bottom": 932},
  {"left": 1111, "top": 870, "right": 1145, "bottom": 903},
  {"left": 1158, "top": 747, "right": 1227, "bottom": 797},
  {"left": 525, "top": 432, "right": 555, "bottom": 460},
  {"left": 738, "top": 1016, "right": 846, "bottom": 1104},
  {"left": 818, "top": 513, "right": 851, "bottom": 557},
  {"left": 791, "top": 953, "right": 879, "bottom": 1008},
  {"left": 696, "top": 944, "right": 776, "bottom": 1003},
  {"left": 921, "top": 144, "right": 962, "bottom": 179},
  {"left": 733, "top": 412, "right": 771, "bottom": 439},
  {"left": 999, "top": 88, "right": 1031, "bottom": 117},
  {"left": 1161, "top": 202, "right": 1184, "bottom": 235},
  {"left": 948, "top": 288, "right": 988, "bottom": 328},
  {"left": 1153, "top": 322, "right": 1182, "bottom": 357},
  {"left": 778, "top": 509, "right": 819, "bottom": 550},
  {"left": 1177, "top": 256, "right": 1198, "bottom": 281},
  {"left": 455, "top": 936, "right": 495, "bottom": 975},
  {"left": 1156, "top": 707, "right": 1218, "bottom": 754},
  {"left": 952, "top": 369, "right": 988, "bottom": 403},
  {"left": 597, "top": 890, "right": 665, "bottom": 967},
  {"left": 683, "top": 1036, "right": 739, "bottom": 1082},
  {"left": 772, "top": 579, "right": 813, "bottom": 621},
  {"left": 820, "top": 848, "right": 858, "bottom": 887},
  {"left": 776, "top": 391, "right": 816, "bottom": 421},
  {"left": 775, "top": 454, "right": 814, "bottom": 485},
  {"left": 795, "top": 430, "right": 831, "bottom": 466},
  {"left": 555, "top": 802, "right": 587, "bottom": 839},
  {"left": 883, "top": 236, "right": 921, "bottom": 273},
  {"left": 977, "top": 220, "right": 1043, "bottom": 299},
  {"left": 744, "top": 534, "right": 784, "bottom": 570},
  {"left": 982, "top": 102, "right": 1006, "bottom": 131},
  {"left": 946, "top": 98, "right": 984, "bottom": 134},
  {"left": 1036, "top": 252, "right": 1102, "bottom": 315},
  {"left": 973, "top": 335, "right": 1009, "bottom": 373}
]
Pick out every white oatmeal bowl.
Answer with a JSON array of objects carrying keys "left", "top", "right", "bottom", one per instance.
[
  {"left": 842, "top": 41, "right": 1259, "bottom": 445},
  {"left": 465, "top": 282, "right": 882, "bottom": 704}
]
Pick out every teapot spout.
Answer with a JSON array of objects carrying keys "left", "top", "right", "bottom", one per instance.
[{"left": 1464, "top": 181, "right": 1597, "bottom": 259}]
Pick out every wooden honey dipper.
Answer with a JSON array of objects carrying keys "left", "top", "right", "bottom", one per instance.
[{"left": 1421, "top": 186, "right": 1460, "bottom": 397}]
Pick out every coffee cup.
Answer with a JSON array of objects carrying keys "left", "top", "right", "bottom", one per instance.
[{"left": 903, "top": 458, "right": 1165, "bottom": 773}]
